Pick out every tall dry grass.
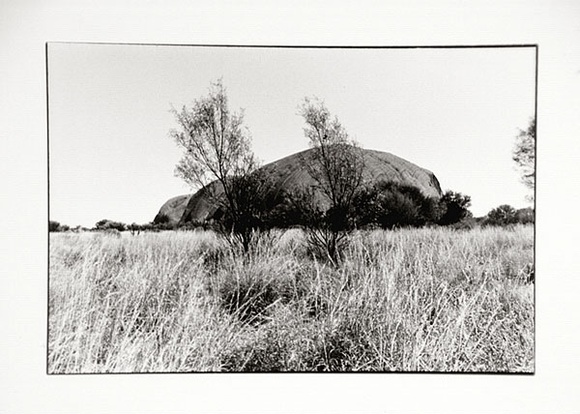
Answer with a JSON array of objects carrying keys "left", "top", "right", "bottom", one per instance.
[{"left": 48, "top": 225, "right": 534, "bottom": 373}]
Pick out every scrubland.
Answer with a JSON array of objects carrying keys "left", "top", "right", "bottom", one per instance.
[{"left": 48, "top": 225, "right": 534, "bottom": 373}]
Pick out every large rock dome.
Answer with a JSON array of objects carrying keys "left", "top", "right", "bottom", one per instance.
[
  {"left": 154, "top": 194, "right": 192, "bottom": 224},
  {"left": 156, "top": 147, "right": 443, "bottom": 226}
]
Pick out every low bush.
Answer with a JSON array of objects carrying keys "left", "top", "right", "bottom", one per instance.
[
  {"left": 95, "top": 219, "right": 127, "bottom": 232},
  {"left": 437, "top": 191, "right": 472, "bottom": 226},
  {"left": 483, "top": 205, "right": 534, "bottom": 227},
  {"left": 516, "top": 207, "right": 534, "bottom": 224},
  {"left": 353, "top": 181, "right": 443, "bottom": 229},
  {"left": 49, "top": 220, "right": 71, "bottom": 232},
  {"left": 484, "top": 204, "right": 517, "bottom": 226}
]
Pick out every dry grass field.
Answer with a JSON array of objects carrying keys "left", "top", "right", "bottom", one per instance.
[{"left": 48, "top": 225, "right": 534, "bottom": 373}]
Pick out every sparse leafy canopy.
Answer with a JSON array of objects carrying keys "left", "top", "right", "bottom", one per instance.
[
  {"left": 299, "top": 97, "right": 365, "bottom": 211},
  {"left": 170, "top": 79, "right": 256, "bottom": 192},
  {"left": 170, "top": 79, "right": 268, "bottom": 251},
  {"left": 513, "top": 117, "right": 535, "bottom": 202},
  {"left": 298, "top": 97, "right": 366, "bottom": 263}
]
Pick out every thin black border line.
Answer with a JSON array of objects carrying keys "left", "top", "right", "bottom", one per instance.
[
  {"left": 45, "top": 41, "right": 538, "bottom": 49},
  {"left": 48, "top": 370, "right": 533, "bottom": 376},
  {"left": 46, "top": 43, "right": 538, "bottom": 376},
  {"left": 46, "top": 42, "right": 51, "bottom": 376},
  {"left": 533, "top": 45, "right": 538, "bottom": 374}
]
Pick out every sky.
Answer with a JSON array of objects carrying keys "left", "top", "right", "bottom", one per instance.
[{"left": 48, "top": 44, "right": 536, "bottom": 227}]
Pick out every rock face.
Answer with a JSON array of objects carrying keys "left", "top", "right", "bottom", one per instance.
[
  {"left": 156, "top": 147, "right": 443, "bottom": 226},
  {"left": 154, "top": 194, "right": 192, "bottom": 224}
]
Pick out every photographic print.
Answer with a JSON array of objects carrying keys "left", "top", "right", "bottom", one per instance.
[{"left": 47, "top": 44, "right": 536, "bottom": 373}]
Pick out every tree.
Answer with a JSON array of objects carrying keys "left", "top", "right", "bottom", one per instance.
[
  {"left": 438, "top": 191, "right": 472, "bottom": 226},
  {"left": 485, "top": 204, "right": 517, "bottom": 226},
  {"left": 513, "top": 117, "right": 535, "bottom": 202},
  {"left": 298, "top": 97, "right": 366, "bottom": 263},
  {"left": 49, "top": 220, "right": 61, "bottom": 232},
  {"left": 170, "top": 79, "right": 266, "bottom": 251}
]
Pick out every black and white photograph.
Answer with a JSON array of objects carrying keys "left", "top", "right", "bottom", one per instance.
[
  {"left": 3, "top": 1, "right": 580, "bottom": 412},
  {"left": 47, "top": 44, "right": 536, "bottom": 374}
]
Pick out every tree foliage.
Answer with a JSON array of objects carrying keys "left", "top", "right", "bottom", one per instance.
[
  {"left": 299, "top": 97, "right": 365, "bottom": 215},
  {"left": 95, "top": 219, "right": 126, "bottom": 231},
  {"left": 353, "top": 181, "right": 443, "bottom": 229},
  {"left": 483, "top": 205, "right": 534, "bottom": 227},
  {"left": 171, "top": 79, "right": 256, "bottom": 192},
  {"left": 262, "top": 187, "right": 321, "bottom": 229},
  {"left": 49, "top": 220, "right": 70, "bottom": 232},
  {"left": 515, "top": 207, "right": 535, "bottom": 224},
  {"left": 170, "top": 79, "right": 269, "bottom": 251},
  {"left": 437, "top": 191, "right": 472, "bottom": 226},
  {"left": 513, "top": 117, "right": 535, "bottom": 202},
  {"left": 297, "top": 98, "right": 366, "bottom": 263},
  {"left": 484, "top": 204, "right": 517, "bottom": 227},
  {"left": 213, "top": 170, "right": 284, "bottom": 240}
]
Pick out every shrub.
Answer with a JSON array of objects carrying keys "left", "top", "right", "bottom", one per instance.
[
  {"left": 516, "top": 207, "right": 535, "bottom": 224},
  {"left": 152, "top": 221, "right": 176, "bottom": 231},
  {"left": 95, "top": 219, "right": 127, "bottom": 232},
  {"left": 49, "top": 220, "right": 61, "bottom": 232},
  {"left": 449, "top": 212, "right": 477, "bottom": 230},
  {"left": 49, "top": 220, "right": 70, "bottom": 232},
  {"left": 438, "top": 191, "right": 472, "bottom": 225},
  {"left": 353, "top": 181, "right": 442, "bottom": 229},
  {"left": 265, "top": 187, "right": 324, "bottom": 229},
  {"left": 484, "top": 205, "right": 518, "bottom": 227},
  {"left": 268, "top": 181, "right": 449, "bottom": 262},
  {"left": 128, "top": 223, "right": 142, "bottom": 235},
  {"left": 266, "top": 187, "right": 351, "bottom": 264},
  {"left": 138, "top": 223, "right": 155, "bottom": 232}
]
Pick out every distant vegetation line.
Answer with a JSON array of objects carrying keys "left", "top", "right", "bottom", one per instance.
[{"left": 48, "top": 203, "right": 534, "bottom": 234}]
